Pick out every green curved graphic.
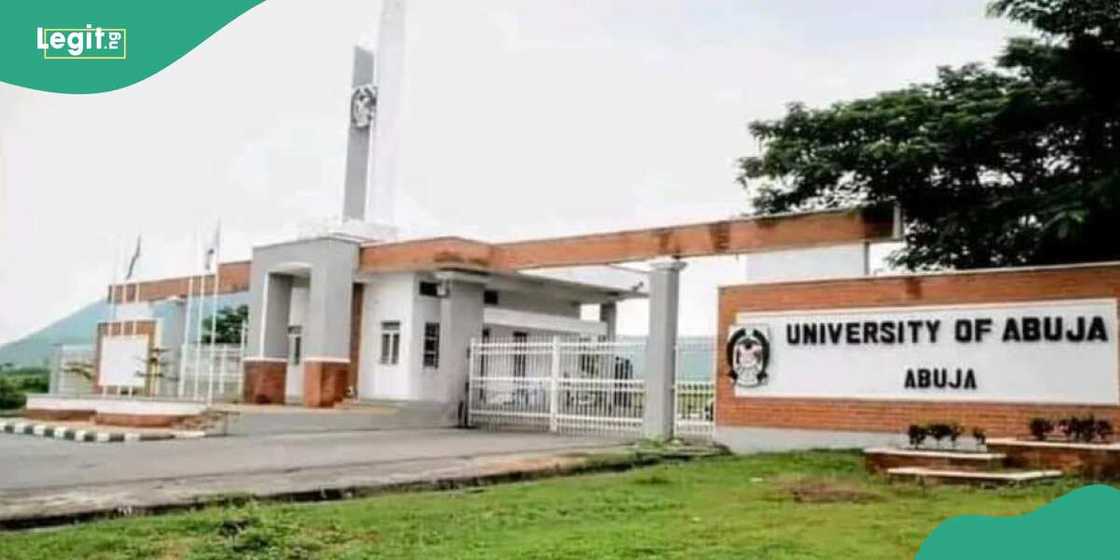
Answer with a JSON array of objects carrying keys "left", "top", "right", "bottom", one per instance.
[
  {"left": 0, "top": 1, "right": 264, "bottom": 94},
  {"left": 917, "top": 484, "right": 1120, "bottom": 559}
]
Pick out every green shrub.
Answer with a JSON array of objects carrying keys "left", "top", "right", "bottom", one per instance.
[
  {"left": 0, "top": 367, "right": 49, "bottom": 410},
  {"left": 1029, "top": 417, "right": 1055, "bottom": 441},
  {"left": 0, "top": 378, "right": 26, "bottom": 410}
]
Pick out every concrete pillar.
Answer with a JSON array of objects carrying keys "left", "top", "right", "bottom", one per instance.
[
  {"left": 301, "top": 262, "right": 355, "bottom": 408},
  {"left": 438, "top": 278, "right": 485, "bottom": 422},
  {"left": 244, "top": 271, "right": 293, "bottom": 404},
  {"left": 242, "top": 237, "right": 359, "bottom": 407},
  {"left": 247, "top": 272, "right": 292, "bottom": 360},
  {"left": 599, "top": 302, "right": 618, "bottom": 340},
  {"left": 642, "top": 259, "right": 686, "bottom": 440}
]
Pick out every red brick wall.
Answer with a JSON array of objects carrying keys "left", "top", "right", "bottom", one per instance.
[
  {"left": 716, "top": 264, "right": 1120, "bottom": 438},
  {"left": 242, "top": 359, "right": 286, "bottom": 405},
  {"left": 109, "top": 261, "right": 251, "bottom": 303},
  {"left": 94, "top": 413, "right": 190, "bottom": 429},
  {"left": 302, "top": 360, "right": 349, "bottom": 408}
]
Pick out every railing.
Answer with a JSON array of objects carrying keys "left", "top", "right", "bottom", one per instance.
[
  {"left": 674, "top": 338, "right": 716, "bottom": 438},
  {"left": 49, "top": 343, "right": 245, "bottom": 403},
  {"left": 50, "top": 344, "right": 96, "bottom": 395},
  {"left": 176, "top": 344, "right": 244, "bottom": 402},
  {"left": 468, "top": 337, "right": 647, "bottom": 437},
  {"left": 468, "top": 336, "right": 715, "bottom": 439}
]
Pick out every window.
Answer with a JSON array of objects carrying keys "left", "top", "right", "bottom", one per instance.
[
  {"left": 480, "top": 328, "right": 491, "bottom": 376},
  {"left": 380, "top": 321, "right": 401, "bottom": 365},
  {"left": 483, "top": 290, "right": 499, "bottom": 305},
  {"left": 287, "top": 326, "right": 302, "bottom": 365},
  {"left": 418, "top": 281, "right": 439, "bottom": 297},
  {"left": 512, "top": 331, "right": 528, "bottom": 377},
  {"left": 423, "top": 322, "right": 440, "bottom": 368}
]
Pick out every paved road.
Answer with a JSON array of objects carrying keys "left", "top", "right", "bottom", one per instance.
[{"left": 0, "top": 429, "right": 620, "bottom": 492}]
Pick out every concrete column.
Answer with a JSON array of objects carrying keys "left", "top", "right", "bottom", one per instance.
[
  {"left": 242, "top": 237, "right": 359, "bottom": 407},
  {"left": 301, "top": 263, "right": 355, "bottom": 408},
  {"left": 599, "top": 302, "right": 618, "bottom": 340},
  {"left": 438, "top": 279, "right": 485, "bottom": 422},
  {"left": 246, "top": 271, "right": 292, "bottom": 359},
  {"left": 244, "top": 271, "right": 292, "bottom": 404},
  {"left": 642, "top": 259, "right": 686, "bottom": 440}
]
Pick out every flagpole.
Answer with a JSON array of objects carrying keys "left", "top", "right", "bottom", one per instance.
[
  {"left": 193, "top": 227, "right": 205, "bottom": 400},
  {"left": 206, "top": 221, "right": 221, "bottom": 405},
  {"left": 192, "top": 270, "right": 202, "bottom": 400},
  {"left": 178, "top": 232, "right": 198, "bottom": 399}
]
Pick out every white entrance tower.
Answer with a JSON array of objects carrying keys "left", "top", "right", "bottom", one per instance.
[{"left": 330, "top": 0, "right": 407, "bottom": 241}]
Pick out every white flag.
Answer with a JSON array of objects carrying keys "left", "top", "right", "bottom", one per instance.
[{"left": 203, "top": 223, "right": 221, "bottom": 272}]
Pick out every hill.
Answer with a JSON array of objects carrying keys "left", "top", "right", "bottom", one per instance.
[{"left": 0, "top": 294, "right": 250, "bottom": 367}]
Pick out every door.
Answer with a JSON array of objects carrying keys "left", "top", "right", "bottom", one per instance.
[{"left": 285, "top": 325, "right": 303, "bottom": 403}]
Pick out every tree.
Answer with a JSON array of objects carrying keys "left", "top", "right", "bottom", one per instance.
[
  {"left": 200, "top": 305, "right": 249, "bottom": 344},
  {"left": 737, "top": 0, "right": 1120, "bottom": 270}
]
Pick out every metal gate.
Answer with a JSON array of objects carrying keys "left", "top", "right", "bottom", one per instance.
[{"left": 467, "top": 336, "right": 714, "bottom": 439}]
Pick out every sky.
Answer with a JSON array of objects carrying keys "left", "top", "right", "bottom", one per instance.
[{"left": 0, "top": 0, "right": 1025, "bottom": 343}]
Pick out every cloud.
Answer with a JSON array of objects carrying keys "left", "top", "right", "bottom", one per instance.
[{"left": 0, "top": 0, "right": 1021, "bottom": 342}]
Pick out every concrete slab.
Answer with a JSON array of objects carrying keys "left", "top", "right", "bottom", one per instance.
[{"left": 887, "top": 466, "right": 1063, "bottom": 484}]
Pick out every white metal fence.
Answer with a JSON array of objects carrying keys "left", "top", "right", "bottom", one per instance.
[
  {"left": 176, "top": 344, "right": 244, "bottom": 402},
  {"left": 50, "top": 344, "right": 96, "bottom": 395},
  {"left": 467, "top": 336, "right": 715, "bottom": 439},
  {"left": 49, "top": 343, "right": 245, "bottom": 403},
  {"left": 674, "top": 338, "right": 717, "bottom": 438}
]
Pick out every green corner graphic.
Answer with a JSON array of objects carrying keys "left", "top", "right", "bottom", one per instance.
[
  {"left": 918, "top": 484, "right": 1120, "bottom": 559},
  {"left": 1, "top": 1, "right": 264, "bottom": 94}
]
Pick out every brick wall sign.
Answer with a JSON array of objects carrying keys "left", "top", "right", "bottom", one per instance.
[{"left": 729, "top": 298, "right": 1119, "bottom": 405}]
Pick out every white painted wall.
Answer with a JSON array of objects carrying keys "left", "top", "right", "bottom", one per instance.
[
  {"left": 356, "top": 271, "right": 626, "bottom": 403},
  {"left": 285, "top": 278, "right": 310, "bottom": 402},
  {"left": 413, "top": 279, "right": 444, "bottom": 401},
  {"left": 492, "top": 289, "right": 580, "bottom": 317},
  {"left": 288, "top": 278, "right": 310, "bottom": 326},
  {"left": 358, "top": 272, "right": 419, "bottom": 400},
  {"left": 744, "top": 243, "right": 869, "bottom": 284},
  {"left": 98, "top": 335, "right": 149, "bottom": 387},
  {"left": 483, "top": 307, "right": 605, "bottom": 336},
  {"left": 731, "top": 298, "right": 1120, "bottom": 405},
  {"left": 27, "top": 395, "right": 206, "bottom": 416}
]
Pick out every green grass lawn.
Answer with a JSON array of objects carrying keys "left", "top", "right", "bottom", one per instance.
[{"left": 0, "top": 451, "right": 1089, "bottom": 560}]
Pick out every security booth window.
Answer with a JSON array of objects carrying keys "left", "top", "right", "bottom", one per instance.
[
  {"left": 380, "top": 321, "right": 401, "bottom": 365},
  {"left": 484, "top": 290, "right": 499, "bottom": 305},
  {"left": 513, "top": 331, "right": 528, "bottom": 377},
  {"left": 287, "top": 326, "right": 302, "bottom": 365},
  {"left": 423, "top": 322, "right": 440, "bottom": 368},
  {"left": 418, "top": 281, "right": 439, "bottom": 297}
]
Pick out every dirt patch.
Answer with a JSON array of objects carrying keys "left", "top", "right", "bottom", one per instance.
[{"left": 782, "top": 479, "right": 883, "bottom": 504}]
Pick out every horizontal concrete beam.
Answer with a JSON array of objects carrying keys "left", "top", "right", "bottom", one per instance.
[
  {"left": 359, "top": 205, "right": 898, "bottom": 273},
  {"left": 359, "top": 237, "right": 494, "bottom": 273},
  {"left": 110, "top": 205, "right": 898, "bottom": 302},
  {"left": 493, "top": 205, "right": 898, "bottom": 269}
]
